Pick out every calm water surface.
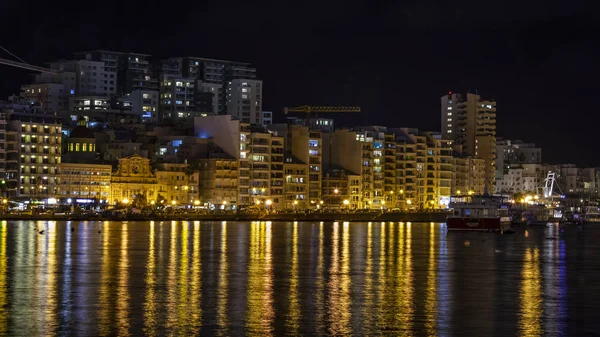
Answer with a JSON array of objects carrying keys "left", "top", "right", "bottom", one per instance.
[{"left": 0, "top": 220, "right": 599, "bottom": 336}]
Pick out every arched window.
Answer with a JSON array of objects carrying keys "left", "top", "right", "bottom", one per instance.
[
  {"left": 82, "top": 143, "right": 87, "bottom": 152},
  {"left": 69, "top": 143, "right": 73, "bottom": 151},
  {"left": 75, "top": 143, "right": 80, "bottom": 151},
  {"left": 90, "top": 143, "right": 94, "bottom": 152}
]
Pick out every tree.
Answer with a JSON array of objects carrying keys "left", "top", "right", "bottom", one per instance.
[{"left": 132, "top": 193, "right": 148, "bottom": 209}]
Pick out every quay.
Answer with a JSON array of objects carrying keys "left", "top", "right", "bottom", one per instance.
[{"left": 0, "top": 211, "right": 449, "bottom": 223}]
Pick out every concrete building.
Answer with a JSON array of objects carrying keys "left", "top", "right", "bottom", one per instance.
[
  {"left": 495, "top": 138, "right": 542, "bottom": 179},
  {"left": 58, "top": 163, "right": 111, "bottom": 203},
  {"left": 226, "top": 79, "right": 262, "bottom": 125},
  {"left": 159, "top": 75, "right": 202, "bottom": 123},
  {"left": 67, "top": 96, "right": 140, "bottom": 125},
  {"left": 5, "top": 112, "right": 62, "bottom": 199},
  {"left": 322, "top": 168, "right": 360, "bottom": 210},
  {"left": 283, "top": 156, "right": 309, "bottom": 210},
  {"left": 0, "top": 110, "right": 6, "bottom": 186},
  {"left": 127, "top": 89, "right": 159, "bottom": 123},
  {"left": 198, "top": 158, "right": 239, "bottom": 208},
  {"left": 196, "top": 81, "right": 222, "bottom": 115},
  {"left": 74, "top": 50, "right": 158, "bottom": 95},
  {"left": 267, "top": 124, "right": 323, "bottom": 206},
  {"left": 323, "top": 129, "right": 375, "bottom": 209},
  {"left": 495, "top": 163, "right": 546, "bottom": 195},
  {"left": 49, "top": 59, "right": 117, "bottom": 97},
  {"left": 262, "top": 111, "right": 273, "bottom": 126},
  {"left": 452, "top": 153, "right": 485, "bottom": 196},
  {"left": 21, "top": 83, "right": 65, "bottom": 112},
  {"left": 194, "top": 115, "right": 284, "bottom": 208},
  {"left": 154, "top": 162, "right": 199, "bottom": 205},
  {"left": 442, "top": 91, "right": 497, "bottom": 192}
]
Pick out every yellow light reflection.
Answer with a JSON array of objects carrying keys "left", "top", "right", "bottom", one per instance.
[
  {"left": 98, "top": 223, "right": 111, "bottom": 336},
  {"left": 363, "top": 221, "right": 374, "bottom": 333},
  {"left": 286, "top": 221, "right": 300, "bottom": 334},
  {"left": 44, "top": 222, "right": 58, "bottom": 335},
  {"left": 166, "top": 221, "right": 178, "bottom": 331},
  {"left": 116, "top": 223, "right": 130, "bottom": 335},
  {"left": 0, "top": 221, "right": 7, "bottom": 335},
  {"left": 396, "top": 221, "right": 414, "bottom": 331},
  {"left": 340, "top": 221, "right": 351, "bottom": 333},
  {"left": 216, "top": 221, "right": 229, "bottom": 336},
  {"left": 425, "top": 223, "right": 437, "bottom": 336},
  {"left": 246, "top": 221, "right": 274, "bottom": 335},
  {"left": 519, "top": 248, "right": 543, "bottom": 336},
  {"left": 376, "top": 221, "right": 387, "bottom": 329},
  {"left": 328, "top": 222, "right": 340, "bottom": 335},
  {"left": 190, "top": 221, "right": 202, "bottom": 334},
  {"left": 316, "top": 221, "right": 325, "bottom": 335},
  {"left": 177, "top": 222, "right": 190, "bottom": 333},
  {"left": 143, "top": 221, "right": 158, "bottom": 336}
]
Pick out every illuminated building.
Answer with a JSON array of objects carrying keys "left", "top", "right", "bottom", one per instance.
[
  {"left": 442, "top": 92, "right": 497, "bottom": 192},
  {"left": 283, "top": 156, "right": 309, "bottom": 209},
  {"left": 198, "top": 158, "right": 239, "bottom": 207},
  {"left": 110, "top": 154, "right": 158, "bottom": 204},
  {"left": 154, "top": 162, "right": 198, "bottom": 205},
  {"left": 452, "top": 153, "right": 485, "bottom": 196},
  {"left": 226, "top": 79, "right": 263, "bottom": 125},
  {"left": 322, "top": 168, "right": 358, "bottom": 209},
  {"left": 267, "top": 124, "right": 323, "bottom": 207},
  {"left": 58, "top": 163, "right": 111, "bottom": 203},
  {"left": 6, "top": 111, "right": 62, "bottom": 199}
]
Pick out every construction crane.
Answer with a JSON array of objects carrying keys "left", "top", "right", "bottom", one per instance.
[
  {"left": 0, "top": 57, "right": 57, "bottom": 74},
  {"left": 283, "top": 105, "right": 361, "bottom": 127}
]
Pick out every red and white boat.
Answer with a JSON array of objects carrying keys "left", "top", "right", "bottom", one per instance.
[{"left": 447, "top": 195, "right": 511, "bottom": 231}]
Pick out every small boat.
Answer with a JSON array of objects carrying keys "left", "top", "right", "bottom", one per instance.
[{"left": 447, "top": 195, "right": 511, "bottom": 232}]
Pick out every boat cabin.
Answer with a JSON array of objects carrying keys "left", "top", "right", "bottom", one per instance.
[{"left": 449, "top": 195, "right": 509, "bottom": 218}]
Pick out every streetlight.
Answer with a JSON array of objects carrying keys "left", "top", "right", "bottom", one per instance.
[
  {"left": 343, "top": 199, "right": 349, "bottom": 211},
  {"left": 293, "top": 200, "right": 298, "bottom": 211},
  {"left": 334, "top": 188, "right": 339, "bottom": 194},
  {"left": 122, "top": 198, "right": 129, "bottom": 205},
  {"left": 265, "top": 199, "right": 272, "bottom": 211},
  {"left": 194, "top": 200, "right": 200, "bottom": 206},
  {"left": 171, "top": 200, "right": 177, "bottom": 207}
]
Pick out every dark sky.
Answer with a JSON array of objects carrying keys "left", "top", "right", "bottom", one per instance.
[{"left": 1, "top": 1, "right": 597, "bottom": 165}]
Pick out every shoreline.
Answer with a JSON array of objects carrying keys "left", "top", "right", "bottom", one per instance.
[{"left": 0, "top": 211, "right": 449, "bottom": 223}]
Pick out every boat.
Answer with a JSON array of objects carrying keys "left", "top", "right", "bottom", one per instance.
[
  {"left": 447, "top": 195, "right": 511, "bottom": 232},
  {"left": 583, "top": 205, "right": 600, "bottom": 224}
]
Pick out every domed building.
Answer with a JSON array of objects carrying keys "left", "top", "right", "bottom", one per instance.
[{"left": 65, "top": 116, "right": 97, "bottom": 163}]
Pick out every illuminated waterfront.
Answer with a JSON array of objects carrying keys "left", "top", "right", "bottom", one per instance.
[{"left": 0, "top": 220, "right": 596, "bottom": 335}]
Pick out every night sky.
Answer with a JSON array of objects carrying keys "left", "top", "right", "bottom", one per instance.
[{"left": 1, "top": 1, "right": 597, "bottom": 165}]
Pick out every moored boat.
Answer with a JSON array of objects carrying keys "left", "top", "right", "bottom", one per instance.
[{"left": 447, "top": 195, "right": 511, "bottom": 232}]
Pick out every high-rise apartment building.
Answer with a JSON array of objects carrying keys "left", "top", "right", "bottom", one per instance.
[
  {"left": 5, "top": 111, "right": 62, "bottom": 199},
  {"left": 441, "top": 92, "right": 496, "bottom": 192},
  {"left": 267, "top": 124, "right": 323, "bottom": 206},
  {"left": 226, "top": 79, "right": 263, "bottom": 125},
  {"left": 495, "top": 138, "right": 542, "bottom": 179},
  {"left": 194, "top": 115, "right": 284, "bottom": 208},
  {"left": 49, "top": 59, "right": 118, "bottom": 97},
  {"left": 74, "top": 50, "right": 158, "bottom": 95}
]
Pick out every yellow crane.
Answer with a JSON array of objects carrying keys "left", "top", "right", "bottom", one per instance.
[{"left": 283, "top": 105, "right": 361, "bottom": 126}]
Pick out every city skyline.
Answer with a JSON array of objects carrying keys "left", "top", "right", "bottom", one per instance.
[{"left": 1, "top": 0, "right": 597, "bottom": 166}]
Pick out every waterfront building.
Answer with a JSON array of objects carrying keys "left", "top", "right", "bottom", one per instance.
[
  {"left": 452, "top": 153, "right": 486, "bottom": 195},
  {"left": 198, "top": 157, "right": 239, "bottom": 208},
  {"left": 159, "top": 75, "right": 204, "bottom": 124},
  {"left": 194, "top": 115, "right": 284, "bottom": 208},
  {"left": 322, "top": 168, "right": 360, "bottom": 210},
  {"left": 58, "top": 163, "right": 111, "bottom": 203},
  {"left": 5, "top": 111, "right": 62, "bottom": 199},
  {"left": 283, "top": 156, "right": 309, "bottom": 210},
  {"left": 154, "top": 162, "right": 198, "bottom": 206},
  {"left": 267, "top": 124, "right": 323, "bottom": 207},
  {"left": 441, "top": 92, "right": 497, "bottom": 192},
  {"left": 110, "top": 154, "right": 157, "bottom": 205},
  {"left": 495, "top": 138, "right": 542, "bottom": 180}
]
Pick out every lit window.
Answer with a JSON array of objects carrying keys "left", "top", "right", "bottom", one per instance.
[
  {"left": 176, "top": 100, "right": 183, "bottom": 105},
  {"left": 242, "top": 88, "right": 248, "bottom": 93},
  {"left": 83, "top": 100, "right": 90, "bottom": 106},
  {"left": 447, "top": 130, "right": 452, "bottom": 133},
  {"left": 447, "top": 124, "right": 452, "bottom": 127},
  {"left": 447, "top": 112, "right": 452, "bottom": 116},
  {"left": 82, "top": 143, "right": 87, "bottom": 151},
  {"left": 447, "top": 118, "right": 452, "bottom": 121},
  {"left": 75, "top": 143, "right": 80, "bottom": 151},
  {"left": 447, "top": 107, "right": 452, "bottom": 110}
]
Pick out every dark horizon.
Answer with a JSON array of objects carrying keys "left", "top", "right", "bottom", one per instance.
[{"left": 1, "top": 0, "right": 597, "bottom": 166}]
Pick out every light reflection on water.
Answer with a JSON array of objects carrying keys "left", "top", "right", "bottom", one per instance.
[{"left": 0, "top": 220, "right": 597, "bottom": 335}]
